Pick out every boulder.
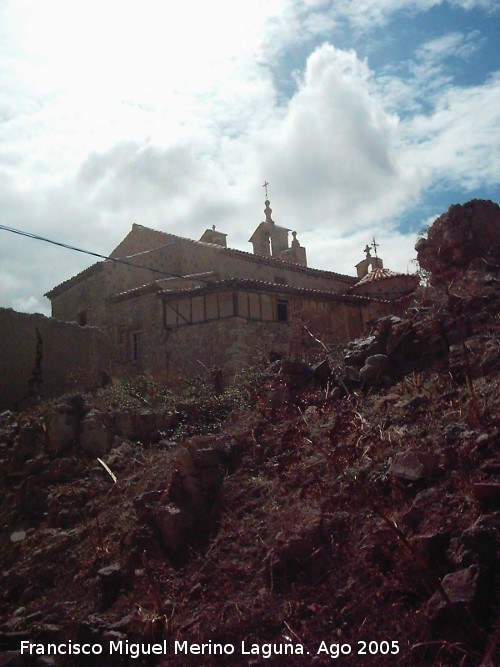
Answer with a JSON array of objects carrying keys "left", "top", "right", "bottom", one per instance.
[
  {"left": 9, "top": 531, "right": 26, "bottom": 544},
  {"left": 174, "top": 444, "right": 223, "bottom": 505},
  {"left": 416, "top": 200, "right": 500, "bottom": 286},
  {"left": 460, "top": 524, "right": 496, "bottom": 567},
  {"left": 359, "top": 354, "right": 389, "bottom": 384},
  {"left": 385, "top": 320, "right": 417, "bottom": 357},
  {"left": 411, "top": 531, "right": 450, "bottom": 566},
  {"left": 134, "top": 439, "right": 224, "bottom": 558},
  {"left": 76, "top": 614, "right": 108, "bottom": 643},
  {"left": 344, "top": 336, "right": 385, "bottom": 368},
  {"left": 80, "top": 410, "right": 114, "bottom": 456},
  {"left": 389, "top": 449, "right": 440, "bottom": 482},
  {"left": 112, "top": 409, "right": 166, "bottom": 443},
  {"left": 427, "top": 565, "right": 491, "bottom": 639},
  {"left": 113, "top": 410, "right": 138, "bottom": 441}
]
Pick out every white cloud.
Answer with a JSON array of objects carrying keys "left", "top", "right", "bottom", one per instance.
[
  {"left": 1, "top": 37, "right": 425, "bottom": 310},
  {"left": 415, "top": 31, "right": 482, "bottom": 62},
  {"left": 327, "top": 0, "right": 499, "bottom": 31},
  {"left": 70, "top": 43, "right": 423, "bottom": 244},
  {"left": 404, "top": 73, "right": 500, "bottom": 189},
  {"left": 449, "top": 0, "right": 498, "bottom": 11},
  {"left": 376, "top": 28, "right": 487, "bottom": 116},
  {"left": 256, "top": 44, "right": 422, "bottom": 227},
  {"left": 12, "top": 295, "right": 49, "bottom": 315}
]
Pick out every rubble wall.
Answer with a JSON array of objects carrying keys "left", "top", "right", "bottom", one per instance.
[{"left": 0, "top": 308, "right": 114, "bottom": 410}]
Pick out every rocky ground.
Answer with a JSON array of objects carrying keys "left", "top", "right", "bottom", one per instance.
[{"left": 0, "top": 201, "right": 499, "bottom": 666}]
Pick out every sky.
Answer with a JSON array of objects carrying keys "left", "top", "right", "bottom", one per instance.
[{"left": 1, "top": 0, "right": 499, "bottom": 315}]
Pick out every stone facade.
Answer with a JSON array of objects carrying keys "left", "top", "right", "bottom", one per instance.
[
  {"left": 47, "top": 218, "right": 356, "bottom": 329},
  {"left": 45, "top": 201, "right": 416, "bottom": 386},
  {"left": 0, "top": 308, "right": 113, "bottom": 410},
  {"left": 105, "top": 280, "right": 388, "bottom": 384}
]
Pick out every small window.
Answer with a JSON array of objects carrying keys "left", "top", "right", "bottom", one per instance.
[
  {"left": 277, "top": 299, "right": 288, "bottom": 322},
  {"left": 78, "top": 311, "right": 87, "bottom": 326},
  {"left": 133, "top": 332, "right": 143, "bottom": 362}
]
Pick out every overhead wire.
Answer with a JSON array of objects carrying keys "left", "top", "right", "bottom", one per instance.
[{"left": 0, "top": 224, "right": 213, "bottom": 284}]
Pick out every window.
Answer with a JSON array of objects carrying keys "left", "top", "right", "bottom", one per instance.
[
  {"left": 276, "top": 299, "right": 288, "bottom": 322},
  {"left": 133, "top": 332, "right": 143, "bottom": 362},
  {"left": 78, "top": 311, "right": 87, "bottom": 326}
]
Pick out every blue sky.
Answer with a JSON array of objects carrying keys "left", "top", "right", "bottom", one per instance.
[{"left": 0, "top": 0, "right": 499, "bottom": 314}]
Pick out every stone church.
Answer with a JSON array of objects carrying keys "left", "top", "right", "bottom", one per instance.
[{"left": 45, "top": 199, "right": 418, "bottom": 384}]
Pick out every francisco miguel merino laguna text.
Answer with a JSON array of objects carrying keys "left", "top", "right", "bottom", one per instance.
[{"left": 21, "top": 639, "right": 307, "bottom": 659}]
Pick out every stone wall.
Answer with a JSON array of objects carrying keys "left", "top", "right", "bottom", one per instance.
[
  {"left": 109, "top": 292, "right": 166, "bottom": 378},
  {"left": 105, "top": 282, "right": 393, "bottom": 387},
  {"left": 47, "top": 235, "right": 350, "bottom": 330},
  {"left": 110, "top": 224, "right": 352, "bottom": 292},
  {"left": 162, "top": 299, "right": 388, "bottom": 387},
  {"left": 163, "top": 318, "right": 294, "bottom": 385},
  {"left": 48, "top": 224, "right": 356, "bottom": 330},
  {"left": 50, "top": 264, "right": 109, "bottom": 327},
  {"left": 0, "top": 309, "right": 114, "bottom": 410}
]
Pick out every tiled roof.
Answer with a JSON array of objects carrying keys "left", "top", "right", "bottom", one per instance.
[
  {"left": 44, "top": 261, "right": 103, "bottom": 298},
  {"left": 128, "top": 224, "right": 356, "bottom": 283},
  {"left": 107, "top": 273, "right": 219, "bottom": 302},
  {"left": 156, "top": 278, "right": 390, "bottom": 304},
  {"left": 353, "top": 268, "right": 405, "bottom": 287},
  {"left": 46, "top": 223, "right": 357, "bottom": 299}
]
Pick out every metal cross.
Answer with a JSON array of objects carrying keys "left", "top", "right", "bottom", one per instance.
[
  {"left": 372, "top": 237, "right": 379, "bottom": 257},
  {"left": 262, "top": 181, "right": 269, "bottom": 198}
]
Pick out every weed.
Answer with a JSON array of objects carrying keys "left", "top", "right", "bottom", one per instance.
[{"left": 95, "top": 375, "right": 174, "bottom": 411}]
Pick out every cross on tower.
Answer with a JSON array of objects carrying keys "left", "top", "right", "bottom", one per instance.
[
  {"left": 262, "top": 181, "right": 269, "bottom": 199},
  {"left": 372, "top": 237, "right": 379, "bottom": 257}
]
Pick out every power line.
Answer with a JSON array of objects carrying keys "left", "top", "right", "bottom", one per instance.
[{"left": 0, "top": 224, "right": 212, "bottom": 284}]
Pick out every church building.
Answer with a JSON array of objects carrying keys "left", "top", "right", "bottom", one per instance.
[{"left": 45, "top": 199, "right": 418, "bottom": 384}]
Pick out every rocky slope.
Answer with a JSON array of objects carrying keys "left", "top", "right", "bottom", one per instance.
[{"left": 0, "top": 200, "right": 498, "bottom": 666}]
